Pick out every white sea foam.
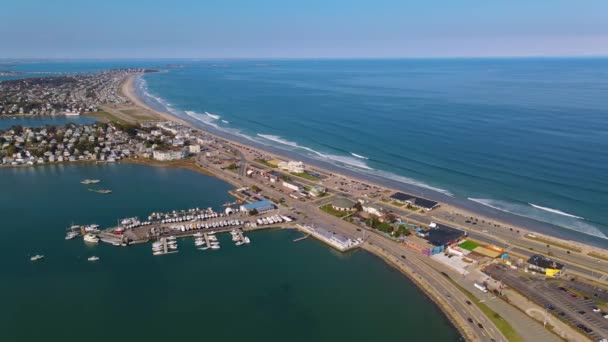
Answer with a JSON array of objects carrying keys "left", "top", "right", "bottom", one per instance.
[
  {"left": 256, "top": 134, "right": 373, "bottom": 170},
  {"left": 528, "top": 203, "right": 584, "bottom": 219},
  {"left": 205, "top": 112, "right": 221, "bottom": 120},
  {"left": 351, "top": 152, "right": 369, "bottom": 160},
  {"left": 185, "top": 111, "right": 219, "bottom": 128},
  {"left": 221, "top": 120, "right": 229, "bottom": 124},
  {"left": 373, "top": 169, "right": 454, "bottom": 196},
  {"left": 468, "top": 198, "right": 606, "bottom": 239}
]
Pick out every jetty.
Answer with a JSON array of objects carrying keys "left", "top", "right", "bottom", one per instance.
[{"left": 293, "top": 234, "right": 309, "bottom": 243}]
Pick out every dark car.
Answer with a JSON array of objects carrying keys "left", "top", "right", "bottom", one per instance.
[
  {"left": 401, "top": 255, "right": 406, "bottom": 259},
  {"left": 467, "top": 318, "right": 473, "bottom": 323},
  {"left": 477, "top": 323, "right": 484, "bottom": 329},
  {"left": 466, "top": 300, "right": 472, "bottom": 305},
  {"left": 546, "top": 304, "right": 555, "bottom": 311},
  {"left": 558, "top": 312, "right": 566, "bottom": 317},
  {"left": 577, "top": 310, "right": 586, "bottom": 315}
]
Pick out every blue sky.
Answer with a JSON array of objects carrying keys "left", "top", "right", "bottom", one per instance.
[{"left": 1, "top": 0, "right": 607, "bottom": 58}]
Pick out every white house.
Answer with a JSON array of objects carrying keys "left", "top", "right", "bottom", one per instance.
[
  {"left": 188, "top": 144, "right": 201, "bottom": 154},
  {"left": 153, "top": 150, "right": 186, "bottom": 161},
  {"left": 282, "top": 181, "right": 302, "bottom": 192},
  {"left": 278, "top": 160, "right": 305, "bottom": 173}
]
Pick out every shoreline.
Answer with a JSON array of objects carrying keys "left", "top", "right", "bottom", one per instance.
[{"left": 124, "top": 73, "right": 608, "bottom": 253}]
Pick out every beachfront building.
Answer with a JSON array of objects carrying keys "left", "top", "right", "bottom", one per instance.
[
  {"left": 527, "top": 254, "right": 564, "bottom": 277},
  {"left": 188, "top": 144, "right": 201, "bottom": 154},
  {"left": 239, "top": 200, "right": 276, "bottom": 214},
  {"left": 360, "top": 200, "right": 383, "bottom": 216},
  {"left": 309, "top": 186, "right": 327, "bottom": 197},
  {"left": 423, "top": 222, "right": 466, "bottom": 254},
  {"left": 282, "top": 181, "right": 302, "bottom": 192},
  {"left": 389, "top": 192, "right": 439, "bottom": 211},
  {"left": 331, "top": 197, "right": 357, "bottom": 211},
  {"left": 152, "top": 150, "right": 186, "bottom": 161},
  {"left": 278, "top": 160, "right": 305, "bottom": 173}
]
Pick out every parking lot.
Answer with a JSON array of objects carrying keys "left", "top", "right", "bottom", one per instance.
[{"left": 485, "top": 264, "right": 608, "bottom": 340}]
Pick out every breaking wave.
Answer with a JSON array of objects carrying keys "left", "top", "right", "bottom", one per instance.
[
  {"left": 528, "top": 203, "right": 584, "bottom": 219},
  {"left": 205, "top": 112, "right": 221, "bottom": 120},
  {"left": 351, "top": 152, "right": 369, "bottom": 159},
  {"left": 468, "top": 198, "right": 606, "bottom": 239},
  {"left": 256, "top": 134, "right": 372, "bottom": 170},
  {"left": 255, "top": 133, "right": 453, "bottom": 195}
]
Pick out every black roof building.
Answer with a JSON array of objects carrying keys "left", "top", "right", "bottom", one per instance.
[
  {"left": 425, "top": 223, "right": 466, "bottom": 247},
  {"left": 527, "top": 255, "right": 564, "bottom": 270},
  {"left": 389, "top": 192, "right": 439, "bottom": 210}
]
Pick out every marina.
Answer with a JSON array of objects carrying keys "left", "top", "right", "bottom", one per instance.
[{"left": 63, "top": 202, "right": 311, "bottom": 257}]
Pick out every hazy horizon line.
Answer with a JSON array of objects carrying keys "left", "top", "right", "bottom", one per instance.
[{"left": 1, "top": 55, "right": 608, "bottom": 61}]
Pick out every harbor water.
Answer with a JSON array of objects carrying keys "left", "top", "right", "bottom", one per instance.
[
  {"left": 0, "top": 116, "right": 97, "bottom": 130},
  {"left": 0, "top": 163, "right": 459, "bottom": 341}
]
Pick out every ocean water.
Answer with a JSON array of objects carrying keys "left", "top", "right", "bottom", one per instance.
[
  {"left": 2, "top": 59, "right": 607, "bottom": 244},
  {"left": 0, "top": 163, "right": 458, "bottom": 341},
  {"left": 137, "top": 59, "right": 608, "bottom": 242}
]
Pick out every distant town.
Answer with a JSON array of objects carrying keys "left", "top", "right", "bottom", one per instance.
[
  {"left": 0, "top": 69, "right": 154, "bottom": 116},
  {"left": 0, "top": 121, "right": 207, "bottom": 166}
]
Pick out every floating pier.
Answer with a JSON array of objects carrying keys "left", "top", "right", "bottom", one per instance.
[{"left": 293, "top": 234, "right": 309, "bottom": 243}]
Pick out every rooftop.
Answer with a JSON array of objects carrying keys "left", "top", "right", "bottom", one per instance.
[
  {"left": 426, "top": 224, "right": 465, "bottom": 247},
  {"left": 527, "top": 254, "right": 564, "bottom": 270},
  {"left": 389, "top": 192, "right": 438, "bottom": 209}
]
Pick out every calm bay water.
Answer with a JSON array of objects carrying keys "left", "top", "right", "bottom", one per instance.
[
  {"left": 0, "top": 116, "right": 97, "bottom": 129},
  {"left": 0, "top": 163, "right": 458, "bottom": 341}
]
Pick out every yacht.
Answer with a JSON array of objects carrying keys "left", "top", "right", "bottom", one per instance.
[
  {"left": 235, "top": 241, "right": 244, "bottom": 246},
  {"left": 153, "top": 251, "right": 164, "bottom": 256},
  {"left": 244, "top": 237, "right": 251, "bottom": 244},
  {"left": 210, "top": 245, "right": 220, "bottom": 250},
  {"left": 84, "top": 225, "right": 100, "bottom": 233},
  {"left": 80, "top": 179, "right": 101, "bottom": 185},
  {"left": 65, "top": 231, "right": 79, "bottom": 240},
  {"left": 30, "top": 254, "right": 45, "bottom": 261},
  {"left": 87, "top": 256, "right": 100, "bottom": 262},
  {"left": 83, "top": 233, "right": 99, "bottom": 243}
]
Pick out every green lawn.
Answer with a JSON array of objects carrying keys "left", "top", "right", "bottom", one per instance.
[
  {"left": 254, "top": 159, "right": 277, "bottom": 168},
  {"left": 319, "top": 203, "right": 351, "bottom": 218},
  {"left": 458, "top": 240, "right": 480, "bottom": 251},
  {"left": 85, "top": 111, "right": 128, "bottom": 123},
  {"left": 291, "top": 172, "right": 319, "bottom": 181}
]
